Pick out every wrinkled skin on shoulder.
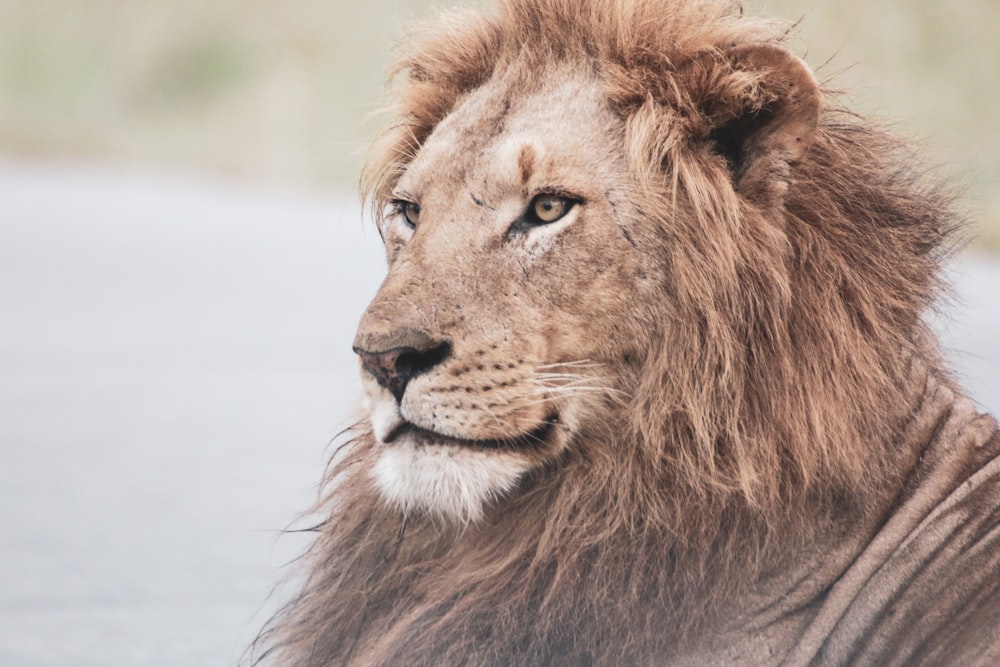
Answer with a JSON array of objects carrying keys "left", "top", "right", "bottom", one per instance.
[{"left": 354, "top": 65, "right": 656, "bottom": 522}]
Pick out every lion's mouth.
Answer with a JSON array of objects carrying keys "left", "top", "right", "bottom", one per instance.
[{"left": 383, "top": 413, "right": 559, "bottom": 451}]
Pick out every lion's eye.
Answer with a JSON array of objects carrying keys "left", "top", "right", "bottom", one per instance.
[
  {"left": 392, "top": 200, "right": 421, "bottom": 229},
  {"left": 528, "top": 194, "right": 571, "bottom": 224}
]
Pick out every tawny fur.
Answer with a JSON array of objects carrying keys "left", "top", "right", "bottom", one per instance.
[{"left": 251, "top": 1, "right": 989, "bottom": 665}]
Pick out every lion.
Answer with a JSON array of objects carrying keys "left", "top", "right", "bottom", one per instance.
[{"left": 254, "top": 0, "right": 1000, "bottom": 665}]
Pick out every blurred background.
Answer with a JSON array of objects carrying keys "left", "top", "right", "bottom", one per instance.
[
  {"left": 1, "top": 0, "right": 998, "bottom": 244},
  {"left": 1, "top": 2, "right": 998, "bottom": 666}
]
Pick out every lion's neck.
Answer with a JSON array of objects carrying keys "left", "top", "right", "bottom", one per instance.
[{"left": 666, "top": 363, "right": 997, "bottom": 665}]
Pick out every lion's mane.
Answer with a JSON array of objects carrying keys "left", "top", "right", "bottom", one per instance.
[{"left": 254, "top": 1, "right": 961, "bottom": 664}]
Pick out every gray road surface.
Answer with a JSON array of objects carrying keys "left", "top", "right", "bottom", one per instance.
[{"left": 1, "top": 163, "right": 997, "bottom": 666}]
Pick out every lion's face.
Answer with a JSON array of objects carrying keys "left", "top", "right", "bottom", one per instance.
[{"left": 354, "top": 67, "right": 661, "bottom": 521}]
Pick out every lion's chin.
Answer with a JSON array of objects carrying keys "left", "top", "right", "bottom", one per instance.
[
  {"left": 367, "top": 415, "right": 557, "bottom": 523},
  {"left": 366, "top": 401, "right": 562, "bottom": 521},
  {"left": 371, "top": 437, "right": 537, "bottom": 523}
]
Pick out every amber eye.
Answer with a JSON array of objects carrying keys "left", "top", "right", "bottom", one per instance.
[
  {"left": 529, "top": 194, "right": 570, "bottom": 224},
  {"left": 393, "top": 200, "right": 420, "bottom": 228}
]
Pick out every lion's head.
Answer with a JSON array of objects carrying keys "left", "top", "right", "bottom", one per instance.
[
  {"left": 256, "top": 0, "right": 958, "bottom": 664},
  {"left": 354, "top": 60, "right": 648, "bottom": 522},
  {"left": 352, "top": 0, "right": 946, "bottom": 526}
]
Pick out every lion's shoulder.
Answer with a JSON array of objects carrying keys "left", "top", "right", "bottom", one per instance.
[{"left": 792, "top": 381, "right": 1000, "bottom": 665}]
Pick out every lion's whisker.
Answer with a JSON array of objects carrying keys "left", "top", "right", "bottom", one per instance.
[
  {"left": 535, "top": 360, "right": 603, "bottom": 370},
  {"left": 520, "top": 386, "right": 631, "bottom": 409},
  {"left": 531, "top": 373, "right": 593, "bottom": 381},
  {"left": 529, "top": 383, "right": 614, "bottom": 394},
  {"left": 530, "top": 378, "right": 630, "bottom": 398}
]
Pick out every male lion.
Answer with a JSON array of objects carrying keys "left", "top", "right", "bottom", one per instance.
[{"left": 256, "top": 0, "right": 1000, "bottom": 665}]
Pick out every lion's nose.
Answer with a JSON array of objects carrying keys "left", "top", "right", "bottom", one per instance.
[{"left": 353, "top": 331, "right": 452, "bottom": 403}]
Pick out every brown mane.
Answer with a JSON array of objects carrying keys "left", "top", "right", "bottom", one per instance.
[{"left": 253, "top": 1, "right": 966, "bottom": 664}]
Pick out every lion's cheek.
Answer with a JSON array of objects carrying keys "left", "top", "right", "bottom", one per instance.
[{"left": 540, "top": 301, "right": 643, "bottom": 363}]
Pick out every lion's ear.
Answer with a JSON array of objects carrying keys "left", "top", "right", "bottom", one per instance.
[{"left": 706, "top": 44, "right": 821, "bottom": 207}]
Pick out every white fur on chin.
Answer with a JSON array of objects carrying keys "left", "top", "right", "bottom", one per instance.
[{"left": 372, "top": 439, "right": 532, "bottom": 523}]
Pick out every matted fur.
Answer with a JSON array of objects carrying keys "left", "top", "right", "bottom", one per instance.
[{"left": 253, "top": 1, "right": 979, "bottom": 665}]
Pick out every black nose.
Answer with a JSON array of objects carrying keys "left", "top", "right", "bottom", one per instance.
[{"left": 353, "top": 337, "right": 452, "bottom": 403}]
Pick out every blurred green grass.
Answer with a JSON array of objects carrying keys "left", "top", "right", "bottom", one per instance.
[
  {"left": 0, "top": 0, "right": 997, "bottom": 246},
  {"left": 0, "top": 0, "right": 455, "bottom": 185}
]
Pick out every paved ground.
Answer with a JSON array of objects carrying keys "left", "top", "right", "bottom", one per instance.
[{"left": 1, "top": 163, "right": 997, "bottom": 666}]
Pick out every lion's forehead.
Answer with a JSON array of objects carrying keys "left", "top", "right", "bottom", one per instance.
[{"left": 400, "top": 65, "right": 621, "bottom": 205}]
